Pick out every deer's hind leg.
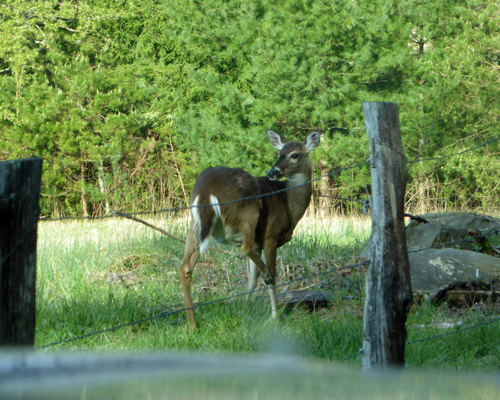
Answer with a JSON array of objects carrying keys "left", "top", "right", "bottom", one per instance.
[
  {"left": 180, "top": 219, "right": 201, "bottom": 329},
  {"left": 180, "top": 194, "right": 217, "bottom": 329}
]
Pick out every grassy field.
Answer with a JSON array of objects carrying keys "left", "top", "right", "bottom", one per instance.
[{"left": 35, "top": 213, "right": 500, "bottom": 371}]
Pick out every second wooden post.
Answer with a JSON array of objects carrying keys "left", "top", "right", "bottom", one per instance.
[{"left": 362, "top": 102, "right": 412, "bottom": 369}]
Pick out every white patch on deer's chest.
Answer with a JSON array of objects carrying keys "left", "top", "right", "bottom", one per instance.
[{"left": 288, "top": 173, "right": 308, "bottom": 187}]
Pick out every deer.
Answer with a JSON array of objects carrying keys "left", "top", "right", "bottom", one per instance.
[{"left": 180, "top": 130, "right": 320, "bottom": 329}]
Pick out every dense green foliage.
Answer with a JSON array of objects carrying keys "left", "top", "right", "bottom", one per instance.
[{"left": 1, "top": 0, "right": 499, "bottom": 216}]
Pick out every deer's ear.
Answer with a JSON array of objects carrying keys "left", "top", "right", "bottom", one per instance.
[
  {"left": 267, "top": 130, "right": 288, "bottom": 150},
  {"left": 305, "top": 131, "right": 320, "bottom": 153}
]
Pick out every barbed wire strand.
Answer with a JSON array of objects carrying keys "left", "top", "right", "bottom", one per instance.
[
  {"left": 34, "top": 228, "right": 500, "bottom": 350},
  {"left": 35, "top": 161, "right": 364, "bottom": 223},
  {"left": 34, "top": 261, "right": 370, "bottom": 350},
  {"left": 36, "top": 134, "right": 500, "bottom": 225},
  {"left": 409, "top": 136, "right": 500, "bottom": 165},
  {"left": 313, "top": 193, "right": 366, "bottom": 206},
  {"left": 25, "top": 134, "right": 500, "bottom": 355},
  {"left": 39, "top": 160, "right": 371, "bottom": 223},
  {"left": 28, "top": 197, "right": 500, "bottom": 349},
  {"left": 406, "top": 315, "right": 500, "bottom": 345},
  {"left": 334, "top": 349, "right": 365, "bottom": 364},
  {"left": 336, "top": 315, "right": 500, "bottom": 364},
  {"left": 35, "top": 250, "right": 500, "bottom": 353}
]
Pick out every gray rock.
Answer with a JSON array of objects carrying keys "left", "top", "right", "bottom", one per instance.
[
  {"left": 409, "top": 248, "right": 500, "bottom": 291},
  {"left": 406, "top": 212, "right": 500, "bottom": 251},
  {"left": 362, "top": 212, "right": 500, "bottom": 291}
]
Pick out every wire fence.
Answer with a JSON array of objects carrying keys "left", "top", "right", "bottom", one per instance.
[
  {"left": 33, "top": 232, "right": 499, "bottom": 353},
  {"left": 34, "top": 260, "right": 369, "bottom": 350},
  {"left": 334, "top": 314, "right": 500, "bottom": 365},
  {"left": 3, "top": 134, "right": 500, "bottom": 361},
  {"left": 36, "top": 135, "right": 500, "bottom": 224}
]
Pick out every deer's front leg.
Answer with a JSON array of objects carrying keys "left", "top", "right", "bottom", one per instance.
[
  {"left": 247, "top": 258, "right": 260, "bottom": 299},
  {"left": 245, "top": 250, "right": 273, "bottom": 285},
  {"left": 263, "top": 240, "right": 278, "bottom": 319},
  {"left": 245, "top": 250, "right": 277, "bottom": 319}
]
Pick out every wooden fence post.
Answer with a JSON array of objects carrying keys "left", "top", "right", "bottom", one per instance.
[
  {"left": 0, "top": 158, "right": 43, "bottom": 347},
  {"left": 361, "top": 102, "right": 412, "bottom": 369}
]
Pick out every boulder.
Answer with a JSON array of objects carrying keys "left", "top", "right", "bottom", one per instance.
[
  {"left": 362, "top": 212, "right": 500, "bottom": 292},
  {"left": 409, "top": 248, "right": 500, "bottom": 291},
  {"left": 406, "top": 212, "right": 500, "bottom": 251}
]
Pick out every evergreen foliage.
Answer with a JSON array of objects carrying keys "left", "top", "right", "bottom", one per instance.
[{"left": 1, "top": 0, "right": 499, "bottom": 216}]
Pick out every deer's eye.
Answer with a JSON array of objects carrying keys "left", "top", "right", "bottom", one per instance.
[{"left": 290, "top": 153, "right": 300, "bottom": 160}]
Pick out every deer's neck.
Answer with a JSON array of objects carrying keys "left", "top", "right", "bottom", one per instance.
[{"left": 285, "top": 172, "right": 312, "bottom": 227}]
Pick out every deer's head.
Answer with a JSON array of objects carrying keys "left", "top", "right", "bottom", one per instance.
[{"left": 267, "top": 130, "right": 320, "bottom": 181}]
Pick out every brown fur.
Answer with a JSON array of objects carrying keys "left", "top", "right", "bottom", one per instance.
[{"left": 179, "top": 131, "right": 320, "bottom": 329}]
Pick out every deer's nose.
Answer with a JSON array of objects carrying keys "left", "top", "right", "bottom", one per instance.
[{"left": 268, "top": 167, "right": 281, "bottom": 181}]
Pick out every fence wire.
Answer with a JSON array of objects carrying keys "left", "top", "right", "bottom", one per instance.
[
  {"left": 408, "top": 136, "right": 500, "bottom": 165},
  {"left": 35, "top": 134, "right": 500, "bottom": 225},
  {"left": 38, "top": 159, "right": 372, "bottom": 223},
  {"left": 34, "top": 260, "right": 369, "bottom": 350},
  {"left": 337, "top": 315, "right": 500, "bottom": 364},
  {"left": 4, "top": 134, "right": 500, "bottom": 361},
  {"left": 34, "top": 231, "right": 497, "bottom": 351}
]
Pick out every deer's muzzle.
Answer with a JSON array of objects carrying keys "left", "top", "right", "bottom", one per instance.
[{"left": 268, "top": 167, "right": 281, "bottom": 181}]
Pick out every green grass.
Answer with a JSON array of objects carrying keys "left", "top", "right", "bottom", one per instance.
[{"left": 35, "top": 214, "right": 500, "bottom": 371}]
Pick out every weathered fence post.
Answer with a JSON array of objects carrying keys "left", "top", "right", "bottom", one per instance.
[
  {"left": 0, "top": 158, "right": 43, "bottom": 347},
  {"left": 362, "top": 102, "right": 412, "bottom": 369}
]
